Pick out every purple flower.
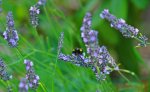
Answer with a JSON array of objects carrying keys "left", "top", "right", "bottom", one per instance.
[
  {"left": 100, "top": 9, "right": 140, "bottom": 37},
  {"left": 37, "top": 0, "right": 46, "bottom": 6},
  {"left": 29, "top": 0, "right": 46, "bottom": 27},
  {"left": 19, "top": 78, "right": 28, "bottom": 92},
  {"left": 138, "top": 35, "right": 148, "bottom": 47},
  {"left": 0, "top": 59, "right": 12, "bottom": 81},
  {"left": 59, "top": 53, "right": 72, "bottom": 61},
  {"left": 80, "top": 12, "right": 92, "bottom": 32},
  {"left": 24, "top": 59, "right": 39, "bottom": 89},
  {"left": 100, "top": 9, "right": 109, "bottom": 19},
  {"left": 116, "top": 19, "right": 125, "bottom": 28},
  {"left": 3, "top": 12, "right": 19, "bottom": 47},
  {"left": 80, "top": 13, "right": 99, "bottom": 53},
  {"left": 80, "top": 13, "right": 118, "bottom": 80},
  {"left": 88, "top": 30, "right": 98, "bottom": 42},
  {"left": 100, "top": 9, "right": 148, "bottom": 46},
  {"left": 29, "top": 5, "right": 40, "bottom": 27},
  {"left": 24, "top": 59, "right": 33, "bottom": 70}
]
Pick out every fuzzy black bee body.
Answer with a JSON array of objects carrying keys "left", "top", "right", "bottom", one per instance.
[{"left": 72, "top": 48, "right": 83, "bottom": 55}]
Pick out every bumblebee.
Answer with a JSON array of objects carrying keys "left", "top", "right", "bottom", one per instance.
[
  {"left": 72, "top": 48, "right": 83, "bottom": 55},
  {"left": 72, "top": 48, "right": 84, "bottom": 65}
]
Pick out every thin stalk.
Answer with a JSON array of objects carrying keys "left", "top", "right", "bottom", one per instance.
[
  {"left": 118, "top": 69, "right": 140, "bottom": 82},
  {"left": 33, "top": 27, "right": 43, "bottom": 48},
  {"left": 39, "top": 82, "right": 47, "bottom": 92},
  {"left": 134, "top": 36, "right": 150, "bottom": 46},
  {"left": 19, "top": 34, "right": 34, "bottom": 49},
  {"left": 117, "top": 70, "right": 130, "bottom": 83},
  {"left": 34, "top": 49, "right": 56, "bottom": 57},
  {"left": 8, "top": 50, "right": 35, "bottom": 66},
  {"left": 43, "top": 6, "right": 58, "bottom": 37},
  {"left": 134, "top": 36, "right": 143, "bottom": 43},
  {"left": 51, "top": 80, "right": 54, "bottom": 92},
  {"left": 16, "top": 47, "right": 23, "bottom": 58},
  {"left": 51, "top": 49, "right": 59, "bottom": 92}
]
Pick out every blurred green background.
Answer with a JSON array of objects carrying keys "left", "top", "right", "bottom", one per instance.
[{"left": 0, "top": 0, "right": 150, "bottom": 92}]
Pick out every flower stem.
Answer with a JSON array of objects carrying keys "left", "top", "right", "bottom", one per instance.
[
  {"left": 16, "top": 47, "right": 23, "bottom": 58},
  {"left": 39, "top": 82, "right": 47, "bottom": 92}
]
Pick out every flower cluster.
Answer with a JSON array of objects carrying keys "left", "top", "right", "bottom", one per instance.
[
  {"left": 29, "top": 6, "right": 40, "bottom": 27},
  {"left": 24, "top": 59, "right": 40, "bottom": 89},
  {"left": 58, "top": 13, "right": 119, "bottom": 80},
  {"left": 58, "top": 32, "right": 90, "bottom": 67},
  {"left": 80, "top": 13, "right": 118, "bottom": 80},
  {"left": 100, "top": 9, "right": 148, "bottom": 47},
  {"left": 59, "top": 52, "right": 91, "bottom": 67},
  {"left": 29, "top": 0, "right": 46, "bottom": 27},
  {"left": 19, "top": 78, "right": 28, "bottom": 92},
  {"left": 0, "top": 59, "right": 12, "bottom": 81},
  {"left": 3, "top": 12, "right": 19, "bottom": 47},
  {"left": 37, "top": 0, "right": 46, "bottom": 6}
]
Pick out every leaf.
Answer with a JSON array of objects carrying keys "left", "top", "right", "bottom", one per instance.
[
  {"left": 115, "top": 39, "right": 144, "bottom": 75},
  {"left": 110, "top": 0, "right": 128, "bottom": 19},
  {"left": 131, "top": 0, "right": 150, "bottom": 9}
]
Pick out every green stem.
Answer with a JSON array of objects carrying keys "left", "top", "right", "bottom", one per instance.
[
  {"left": 118, "top": 69, "right": 140, "bottom": 82},
  {"left": 117, "top": 70, "right": 130, "bottom": 83},
  {"left": 33, "top": 27, "right": 43, "bottom": 48},
  {"left": 50, "top": 39, "right": 62, "bottom": 92},
  {"left": 52, "top": 80, "right": 54, "bottom": 92},
  {"left": 39, "top": 82, "right": 47, "bottom": 92},
  {"left": 43, "top": 6, "right": 57, "bottom": 37},
  {"left": 16, "top": 47, "right": 23, "bottom": 58},
  {"left": 118, "top": 69, "right": 134, "bottom": 75},
  {"left": 34, "top": 49, "right": 56, "bottom": 57},
  {"left": 134, "top": 36, "right": 143, "bottom": 43},
  {"left": 19, "top": 34, "right": 34, "bottom": 49},
  {"left": 51, "top": 54, "right": 59, "bottom": 92},
  {"left": 8, "top": 50, "right": 35, "bottom": 66},
  {"left": 134, "top": 35, "right": 150, "bottom": 46}
]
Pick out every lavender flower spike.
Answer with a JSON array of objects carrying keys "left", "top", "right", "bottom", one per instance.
[
  {"left": 29, "top": 5, "right": 40, "bottom": 27},
  {"left": 19, "top": 78, "right": 28, "bottom": 92},
  {"left": 81, "top": 13, "right": 99, "bottom": 57},
  {"left": 3, "top": 12, "right": 19, "bottom": 47},
  {"left": 37, "top": 0, "right": 46, "bottom": 6},
  {"left": 100, "top": 9, "right": 139, "bottom": 37},
  {"left": 81, "top": 13, "right": 119, "bottom": 80},
  {"left": 24, "top": 59, "right": 40, "bottom": 89},
  {"left": 0, "top": 59, "right": 12, "bottom": 81},
  {"left": 29, "top": 0, "right": 46, "bottom": 27},
  {"left": 100, "top": 9, "right": 148, "bottom": 47}
]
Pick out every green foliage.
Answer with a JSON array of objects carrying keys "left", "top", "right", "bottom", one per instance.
[
  {"left": 0, "top": 0, "right": 149, "bottom": 92},
  {"left": 131, "top": 0, "right": 150, "bottom": 9},
  {"left": 110, "top": 0, "right": 128, "bottom": 19}
]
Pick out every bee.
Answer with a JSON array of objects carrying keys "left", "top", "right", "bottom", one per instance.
[
  {"left": 72, "top": 48, "right": 83, "bottom": 55},
  {"left": 72, "top": 48, "right": 84, "bottom": 66}
]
